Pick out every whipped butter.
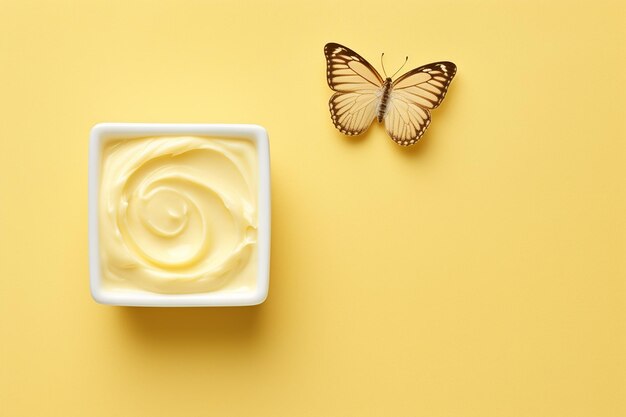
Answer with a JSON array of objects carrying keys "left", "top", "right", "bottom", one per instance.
[{"left": 99, "top": 135, "right": 258, "bottom": 294}]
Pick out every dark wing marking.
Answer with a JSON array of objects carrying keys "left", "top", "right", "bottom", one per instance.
[{"left": 325, "top": 43, "right": 384, "bottom": 92}]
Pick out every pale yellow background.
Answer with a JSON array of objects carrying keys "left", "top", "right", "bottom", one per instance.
[{"left": 0, "top": 0, "right": 624, "bottom": 416}]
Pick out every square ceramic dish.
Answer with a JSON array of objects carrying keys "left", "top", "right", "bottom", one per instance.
[{"left": 88, "top": 123, "right": 270, "bottom": 306}]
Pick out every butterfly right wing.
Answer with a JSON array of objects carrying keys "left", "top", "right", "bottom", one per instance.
[
  {"left": 324, "top": 43, "right": 384, "bottom": 135},
  {"left": 384, "top": 61, "right": 456, "bottom": 146}
]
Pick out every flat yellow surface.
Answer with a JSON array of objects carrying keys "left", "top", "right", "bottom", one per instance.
[{"left": 0, "top": 0, "right": 624, "bottom": 416}]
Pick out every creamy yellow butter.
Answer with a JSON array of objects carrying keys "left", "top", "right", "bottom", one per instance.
[{"left": 99, "top": 136, "right": 258, "bottom": 294}]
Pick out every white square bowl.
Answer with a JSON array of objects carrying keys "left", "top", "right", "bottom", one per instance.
[{"left": 88, "top": 123, "right": 271, "bottom": 306}]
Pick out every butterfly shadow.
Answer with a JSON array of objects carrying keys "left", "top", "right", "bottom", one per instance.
[
  {"left": 339, "top": 129, "right": 374, "bottom": 146},
  {"left": 397, "top": 130, "right": 437, "bottom": 158},
  {"left": 396, "top": 93, "right": 460, "bottom": 159}
]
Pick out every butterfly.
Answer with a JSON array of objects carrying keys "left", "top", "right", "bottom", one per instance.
[{"left": 324, "top": 42, "right": 457, "bottom": 146}]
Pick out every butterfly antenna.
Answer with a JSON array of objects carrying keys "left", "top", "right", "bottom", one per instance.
[
  {"left": 390, "top": 56, "right": 409, "bottom": 79},
  {"left": 380, "top": 53, "right": 388, "bottom": 78}
]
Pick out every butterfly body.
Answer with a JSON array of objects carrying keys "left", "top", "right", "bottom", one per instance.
[
  {"left": 324, "top": 42, "right": 456, "bottom": 146},
  {"left": 377, "top": 77, "right": 393, "bottom": 122}
]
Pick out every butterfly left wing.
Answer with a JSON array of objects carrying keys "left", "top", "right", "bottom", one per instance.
[
  {"left": 325, "top": 43, "right": 384, "bottom": 136},
  {"left": 328, "top": 91, "right": 380, "bottom": 136},
  {"left": 384, "top": 61, "right": 456, "bottom": 146}
]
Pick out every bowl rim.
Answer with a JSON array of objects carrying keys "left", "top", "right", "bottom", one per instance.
[{"left": 88, "top": 123, "right": 271, "bottom": 307}]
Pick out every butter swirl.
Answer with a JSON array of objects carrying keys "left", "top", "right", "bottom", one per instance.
[{"left": 99, "top": 136, "right": 258, "bottom": 294}]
